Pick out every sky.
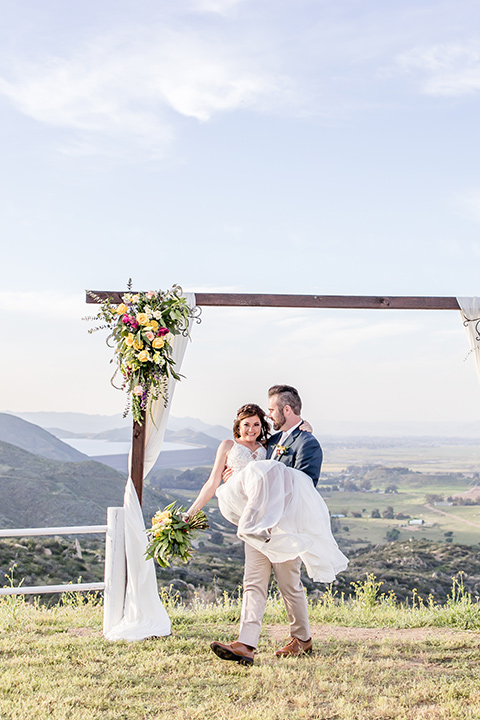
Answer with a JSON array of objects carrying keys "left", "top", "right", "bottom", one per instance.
[{"left": 2, "top": 0, "right": 480, "bottom": 433}]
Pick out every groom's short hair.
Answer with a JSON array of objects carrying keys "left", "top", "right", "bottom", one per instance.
[{"left": 268, "top": 385, "right": 302, "bottom": 414}]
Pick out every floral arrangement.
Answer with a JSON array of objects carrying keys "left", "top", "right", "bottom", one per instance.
[
  {"left": 274, "top": 444, "right": 290, "bottom": 457},
  {"left": 145, "top": 502, "right": 209, "bottom": 567},
  {"left": 86, "top": 283, "right": 200, "bottom": 424}
]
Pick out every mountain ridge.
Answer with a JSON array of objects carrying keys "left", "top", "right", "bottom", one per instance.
[{"left": 0, "top": 413, "right": 89, "bottom": 463}]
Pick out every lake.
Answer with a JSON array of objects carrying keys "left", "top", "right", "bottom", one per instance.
[{"left": 63, "top": 438, "right": 200, "bottom": 457}]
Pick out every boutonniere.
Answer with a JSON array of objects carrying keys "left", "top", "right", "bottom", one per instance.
[{"left": 274, "top": 444, "right": 290, "bottom": 457}]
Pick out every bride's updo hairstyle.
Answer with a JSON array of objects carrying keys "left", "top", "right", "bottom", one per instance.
[{"left": 233, "top": 403, "right": 270, "bottom": 445}]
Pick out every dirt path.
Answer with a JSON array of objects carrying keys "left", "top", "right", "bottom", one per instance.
[
  {"left": 268, "top": 624, "right": 478, "bottom": 643},
  {"left": 424, "top": 502, "right": 480, "bottom": 529}
]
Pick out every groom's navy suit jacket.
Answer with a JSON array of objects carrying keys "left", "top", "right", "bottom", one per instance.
[{"left": 266, "top": 426, "right": 322, "bottom": 486}]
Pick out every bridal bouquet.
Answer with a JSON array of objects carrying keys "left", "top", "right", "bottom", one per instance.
[
  {"left": 86, "top": 283, "right": 200, "bottom": 423},
  {"left": 145, "top": 502, "right": 209, "bottom": 568}
]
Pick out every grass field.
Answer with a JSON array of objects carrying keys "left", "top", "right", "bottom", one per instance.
[
  {"left": 323, "top": 484, "right": 480, "bottom": 547},
  {"left": 322, "top": 439, "right": 480, "bottom": 474},
  {"left": 1, "top": 584, "right": 480, "bottom": 720}
]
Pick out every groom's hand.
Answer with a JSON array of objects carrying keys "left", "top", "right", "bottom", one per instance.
[{"left": 221, "top": 466, "right": 233, "bottom": 483}]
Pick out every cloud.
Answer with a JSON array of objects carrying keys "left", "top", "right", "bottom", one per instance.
[
  {"left": 270, "top": 314, "right": 419, "bottom": 356},
  {"left": 395, "top": 41, "right": 480, "bottom": 96},
  {"left": 454, "top": 188, "right": 480, "bottom": 223},
  {"left": 188, "top": 0, "right": 246, "bottom": 15},
  {"left": 0, "top": 26, "right": 290, "bottom": 157}
]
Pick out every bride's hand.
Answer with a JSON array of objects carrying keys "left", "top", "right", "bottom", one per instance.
[{"left": 299, "top": 419, "right": 313, "bottom": 433}]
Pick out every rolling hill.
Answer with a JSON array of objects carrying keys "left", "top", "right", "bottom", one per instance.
[
  {"left": 0, "top": 413, "right": 88, "bottom": 462},
  {"left": 0, "top": 439, "right": 169, "bottom": 528}
]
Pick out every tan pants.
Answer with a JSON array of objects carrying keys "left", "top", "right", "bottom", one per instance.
[{"left": 238, "top": 543, "right": 310, "bottom": 648}]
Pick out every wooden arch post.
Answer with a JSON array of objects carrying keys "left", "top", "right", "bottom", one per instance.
[{"left": 86, "top": 291, "right": 461, "bottom": 505}]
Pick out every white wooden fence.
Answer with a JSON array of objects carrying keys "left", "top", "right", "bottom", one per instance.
[{"left": 0, "top": 508, "right": 126, "bottom": 624}]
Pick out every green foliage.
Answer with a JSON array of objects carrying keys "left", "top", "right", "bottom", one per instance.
[
  {"left": 145, "top": 503, "right": 209, "bottom": 568},
  {"left": 385, "top": 528, "right": 400, "bottom": 541}
]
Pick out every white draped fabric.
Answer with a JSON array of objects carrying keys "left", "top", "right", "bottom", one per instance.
[
  {"left": 457, "top": 297, "right": 480, "bottom": 385},
  {"left": 103, "top": 292, "right": 196, "bottom": 641}
]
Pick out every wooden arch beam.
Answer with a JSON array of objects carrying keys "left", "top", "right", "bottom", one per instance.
[{"left": 86, "top": 292, "right": 460, "bottom": 310}]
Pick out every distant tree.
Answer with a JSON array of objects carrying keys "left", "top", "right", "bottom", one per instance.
[
  {"left": 385, "top": 484, "right": 398, "bottom": 494},
  {"left": 330, "top": 518, "right": 341, "bottom": 533},
  {"left": 359, "top": 479, "right": 372, "bottom": 491},
  {"left": 425, "top": 493, "right": 444, "bottom": 504},
  {"left": 444, "top": 531, "right": 453, "bottom": 538},
  {"left": 351, "top": 511, "right": 362, "bottom": 518},
  {"left": 343, "top": 479, "right": 360, "bottom": 492},
  {"left": 371, "top": 509, "right": 381, "bottom": 518},
  {"left": 382, "top": 506, "right": 395, "bottom": 519},
  {"left": 209, "top": 531, "right": 224, "bottom": 545},
  {"left": 386, "top": 528, "right": 400, "bottom": 541}
]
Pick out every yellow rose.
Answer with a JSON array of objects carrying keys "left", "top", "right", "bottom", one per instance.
[
  {"left": 152, "top": 337, "right": 165, "bottom": 349},
  {"left": 125, "top": 333, "right": 135, "bottom": 347},
  {"left": 152, "top": 510, "right": 170, "bottom": 525},
  {"left": 136, "top": 313, "right": 149, "bottom": 326},
  {"left": 133, "top": 338, "right": 143, "bottom": 351},
  {"left": 137, "top": 350, "right": 149, "bottom": 362},
  {"left": 147, "top": 320, "right": 159, "bottom": 331},
  {"left": 116, "top": 303, "right": 128, "bottom": 315}
]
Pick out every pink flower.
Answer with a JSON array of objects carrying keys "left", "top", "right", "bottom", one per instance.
[
  {"left": 133, "top": 385, "right": 143, "bottom": 396},
  {"left": 158, "top": 327, "right": 169, "bottom": 336},
  {"left": 122, "top": 314, "right": 130, "bottom": 323},
  {"left": 146, "top": 291, "right": 156, "bottom": 299},
  {"left": 145, "top": 331, "right": 154, "bottom": 342}
]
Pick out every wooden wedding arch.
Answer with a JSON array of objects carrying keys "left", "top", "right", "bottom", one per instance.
[{"left": 86, "top": 291, "right": 462, "bottom": 505}]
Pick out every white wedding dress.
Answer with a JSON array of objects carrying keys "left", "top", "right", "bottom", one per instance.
[{"left": 215, "top": 442, "right": 348, "bottom": 583}]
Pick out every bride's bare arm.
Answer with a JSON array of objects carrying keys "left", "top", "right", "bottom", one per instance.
[{"left": 186, "top": 439, "right": 233, "bottom": 518}]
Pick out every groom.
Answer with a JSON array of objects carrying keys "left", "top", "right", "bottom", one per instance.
[{"left": 211, "top": 384, "right": 323, "bottom": 666}]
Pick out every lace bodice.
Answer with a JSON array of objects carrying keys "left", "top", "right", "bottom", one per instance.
[{"left": 226, "top": 441, "right": 267, "bottom": 474}]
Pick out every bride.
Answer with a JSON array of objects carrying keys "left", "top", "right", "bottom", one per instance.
[{"left": 187, "top": 403, "right": 348, "bottom": 583}]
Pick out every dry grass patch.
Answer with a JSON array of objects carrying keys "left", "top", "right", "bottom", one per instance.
[{"left": 1, "top": 600, "right": 479, "bottom": 720}]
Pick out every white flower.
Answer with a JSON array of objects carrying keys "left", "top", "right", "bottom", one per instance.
[{"left": 153, "top": 310, "right": 162, "bottom": 319}]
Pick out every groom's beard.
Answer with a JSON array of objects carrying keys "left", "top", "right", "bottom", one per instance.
[{"left": 272, "top": 410, "right": 286, "bottom": 432}]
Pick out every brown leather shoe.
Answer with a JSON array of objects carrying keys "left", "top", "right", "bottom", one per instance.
[
  {"left": 275, "top": 636, "right": 313, "bottom": 657},
  {"left": 210, "top": 640, "right": 254, "bottom": 666}
]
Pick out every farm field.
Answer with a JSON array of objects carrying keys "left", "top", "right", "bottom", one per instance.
[{"left": 322, "top": 438, "right": 480, "bottom": 474}]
